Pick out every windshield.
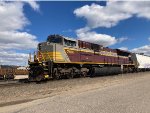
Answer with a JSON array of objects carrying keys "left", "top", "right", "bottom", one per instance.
[{"left": 47, "top": 35, "right": 62, "bottom": 44}]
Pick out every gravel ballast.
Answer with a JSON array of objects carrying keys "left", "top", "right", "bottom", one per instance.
[{"left": 0, "top": 72, "right": 149, "bottom": 107}]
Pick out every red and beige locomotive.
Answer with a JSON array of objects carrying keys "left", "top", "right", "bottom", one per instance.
[{"left": 28, "top": 34, "right": 139, "bottom": 81}]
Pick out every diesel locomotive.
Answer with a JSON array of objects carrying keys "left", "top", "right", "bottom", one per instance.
[{"left": 28, "top": 34, "right": 139, "bottom": 81}]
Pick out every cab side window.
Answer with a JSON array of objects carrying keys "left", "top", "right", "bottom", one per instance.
[{"left": 64, "top": 39, "right": 76, "bottom": 47}]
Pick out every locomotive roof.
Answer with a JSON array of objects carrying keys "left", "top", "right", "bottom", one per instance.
[
  {"left": 47, "top": 34, "right": 77, "bottom": 42},
  {"left": 47, "top": 34, "right": 132, "bottom": 53},
  {"left": 116, "top": 49, "right": 131, "bottom": 54}
]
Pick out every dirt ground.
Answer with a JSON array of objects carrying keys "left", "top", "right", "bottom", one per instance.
[{"left": 0, "top": 72, "right": 149, "bottom": 107}]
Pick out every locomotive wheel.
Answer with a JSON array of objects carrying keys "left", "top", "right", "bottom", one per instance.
[
  {"left": 67, "top": 69, "right": 74, "bottom": 79},
  {"left": 55, "top": 74, "right": 60, "bottom": 80},
  {"left": 66, "top": 74, "right": 73, "bottom": 79},
  {"left": 53, "top": 69, "right": 61, "bottom": 80},
  {"left": 36, "top": 75, "right": 43, "bottom": 82},
  {"left": 82, "top": 71, "right": 87, "bottom": 78}
]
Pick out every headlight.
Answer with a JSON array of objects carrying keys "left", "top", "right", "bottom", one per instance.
[
  {"left": 44, "top": 75, "right": 49, "bottom": 78},
  {"left": 42, "top": 62, "right": 46, "bottom": 66}
]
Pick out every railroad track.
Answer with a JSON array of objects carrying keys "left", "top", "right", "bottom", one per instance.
[
  {"left": 0, "top": 71, "right": 148, "bottom": 87},
  {"left": 0, "top": 80, "right": 28, "bottom": 87}
]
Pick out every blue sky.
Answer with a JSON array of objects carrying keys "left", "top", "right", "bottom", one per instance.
[
  {"left": 24, "top": 1, "right": 150, "bottom": 49},
  {"left": 1, "top": 1, "right": 150, "bottom": 65},
  {"left": 23, "top": 2, "right": 98, "bottom": 41}
]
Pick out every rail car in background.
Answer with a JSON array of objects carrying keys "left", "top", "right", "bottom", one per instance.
[
  {"left": 131, "top": 53, "right": 150, "bottom": 71},
  {"left": 0, "top": 68, "right": 28, "bottom": 80},
  {"left": 28, "top": 34, "right": 147, "bottom": 82}
]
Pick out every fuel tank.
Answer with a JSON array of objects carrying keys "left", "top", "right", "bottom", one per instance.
[{"left": 91, "top": 66, "right": 121, "bottom": 76}]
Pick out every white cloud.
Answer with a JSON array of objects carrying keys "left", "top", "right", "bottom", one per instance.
[
  {"left": 118, "top": 37, "right": 128, "bottom": 43},
  {"left": 0, "top": 50, "right": 28, "bottom": 66},
  {"left": 131, "top": 45, "right": 150, "bottom": 55},
  {"left": 0, "top": 2, "right": 28, "bottom": 31},
  {"left": 131, "top": 37, "right": 150, "bottom": 55},
  {"left": 76, "top": 27, "right": 127, "bottom": 47},
  {"left": 77, "top": 29, "right": 120, "bottom": 47},
  {"left": 62, "top": 29, "right": 73, "bottom": 33},
  {"left": 74, "top": 1, "right": 138, "bottom": 46},
  {"left": 0, "top": 1, "right": 40, "bottom": 65},
  {"left": 25, "top": 1, "right": 40, "bottom": 11},
  {"left": 74, "top": 1, "right": 150, "bottom": 28},
  {"left": 119, "top": 47, "right": 128, "bottom": 51},
  {"left": 0, "top": 31, "right": 38, "bottom": 50}
]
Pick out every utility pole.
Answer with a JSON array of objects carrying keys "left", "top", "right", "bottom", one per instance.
[{"left": 0, "top": 60, "right": 2, "bottom": 69}]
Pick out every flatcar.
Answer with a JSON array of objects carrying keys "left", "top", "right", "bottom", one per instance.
[{"left": 28, "top": 34, "right": 140, "bottom": 81}]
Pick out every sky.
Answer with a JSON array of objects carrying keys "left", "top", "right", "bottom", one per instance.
[{"left": 1, "top": 1, "right": 150, "bottom": 66}]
